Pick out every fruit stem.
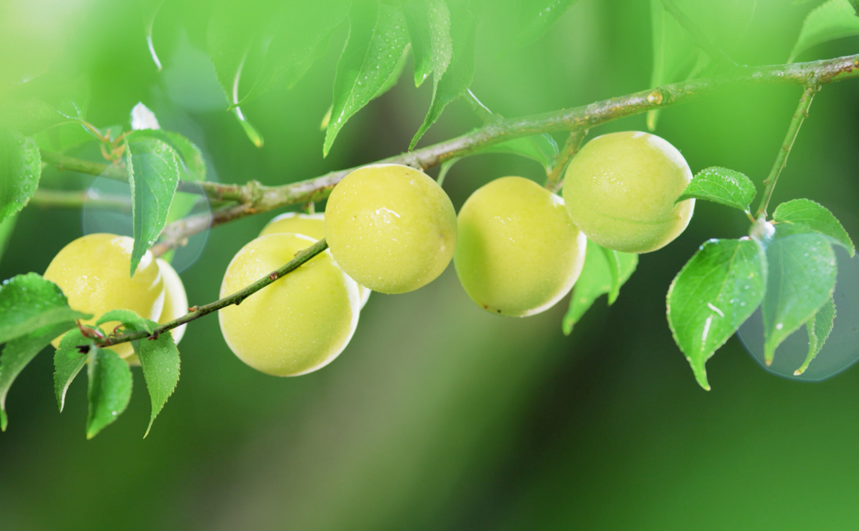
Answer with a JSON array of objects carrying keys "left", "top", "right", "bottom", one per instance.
[
  {"left": 545, "top": 129, "right": 587, "bottom": 193},
  {"left": 754, "top": 83, "right": 819, "bottom": 219},
  {"left": 98, "top": 238, "right": 329, "bottom": 348}
]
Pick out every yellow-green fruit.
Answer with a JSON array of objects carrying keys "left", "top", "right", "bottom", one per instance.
[
  {"left": 219, "top": 233, "right": 360, "bottom": 376},
  {"left": 44, "top": 233, "right": 165, "bottom": 358},
  {"left": 156, "top": 259, "right": 188, "bottom": 344},
  {"left": 325, "top": 164, "right": 457, "bottom": 294},
  {"left": 562, "top": 131, "right": 695, "bottom": 253},
  {"left": 261, "top": 212, "right": 371, "bottom": 308},
  {"left": 455, "top": 177, "right": 587, "bottom": 317},
  {"left": 126, "top": 259, "right": 189, "bottom": 367}
]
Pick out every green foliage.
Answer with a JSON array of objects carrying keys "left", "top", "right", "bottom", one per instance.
[
  {"left": 0, "top": 73, "right": 90, "bottom": 135},
  {"left": 86, "top": 347, "right": 133, "bottom": 439},
  {"left": 563, "top": 240, "right": 637, "bottom": 335},
  {"left": 125, "top": 133, "right": 181, "bottom": 275},
  {"left": 512, "top": 0, "right": 582, "bottom": 48},
  {"left": 242, "top": 0, "right": 351, "bottom": 104},
  {"left": 474, "top": 133, "right": 559, "bottom": 173},
  {"left": 0, "top": 322, "right": 77, "bottom": 430},
  {"left": 410, "top": 0, "right": 482, "bottom": 149},
  {"left": 796, "top": 294, "right": 836, "bottom": 375},
  {"left": 762, "top": 229, "right": 837, "bottom": 365},
  {"left": 677, "top": 166, "right": 757, "bottom": 212},
  {"left": 53, "top": 329, "right": 91, "bottom": 412},
  {"left": 648, "top": 0, "right": 755, "bottom": 130},
  {"left": 324, "top": 1, "right": 410, "bottom": 156},
  {"left": 773, "top": 198, "right": 855, "bottom": 256},
  {"left": 789, "top": 0, "right": 859, "bottom": 62},
  {"left": 143, "top": 0, "right": 167, "bottom": 70},
  {"left": 135, "top": 331, "right": 180, "bottom": 438},
  {"left": 403, "top": 0, "right": 452, "bottom": 87},
  {"left": 0, "top": 214, "right": 16, "bottom": 265},
  {"left": 0, "top": 273, "right": 90, "bottom": 344},
  {"left": 667, "top": 239, "right": 766, "bottom": 390},
  {"left": 0, "top": 129, "right": 41, "bottom": 224}
]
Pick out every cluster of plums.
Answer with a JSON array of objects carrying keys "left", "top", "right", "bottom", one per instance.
[{"left": 43, "top": 131, "right": 695, "bottom": 377}]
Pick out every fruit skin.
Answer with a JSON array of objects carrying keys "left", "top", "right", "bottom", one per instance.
[
  {"left": 325, "top": 164, "right": 457, "bottom": 294},
  {"left": 455, "top": 177, "right": 587, "bottom": 317},
  {"left": 261, "top": 212, "right": 371, "bottom": 308},
  {"left": 219, "top": 233, "right": 360, "bottom": 376},
  {"left": 562, "top": 131, "right": 695, "bottom": 253},
  {"left": 156, "top": 259, "right": 189, "bottom": 345},
  {"left": 126, "top": 258, "right": 189, "bottom": 367},
  {"left": 44, "top": 233, "right": 164, "bottom": 358}
]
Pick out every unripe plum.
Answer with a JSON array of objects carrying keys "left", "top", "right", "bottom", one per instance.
[
  {"left": 562, "top": 131, "right": 694, "bottom": 253},
  {"left": 44, "top": 233, "right": 165, "bottom": 358},
  {"left": 324, "top": 164, "right": 457, "bottom": 294},
  {"left": 455, "top": 177, "right": 587, "bottom": 316},
  {"left": 261, "top": 212, "right": 371, "bottom": 308},
  {"left": 218, "top": 233, "right": 360, "bottom": 376}
]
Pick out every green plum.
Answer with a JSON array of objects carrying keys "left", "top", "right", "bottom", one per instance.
[
  {"left": 325, "top": 164, "right": 457, "bottom": 294},
  {"left": 563, "top": 131, "right": 694, "bottom": 253},
  {"left": 455, "top": 177, "right": 587, "bottom": 316}
]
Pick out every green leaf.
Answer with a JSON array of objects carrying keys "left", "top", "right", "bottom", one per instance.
[
  {"left": 324, "top": 1, "right": 410, "bottom": 156},
  {"left": 0, "top": 273, "right": 90, "bottom": 344},
  {"left": 86, "top": 347, "right": 133, "bottom": 439},
  {"left": 647, "top": 0, "right": 755, "bottom": 130},
  {"left": 144, "top": 0, "right": 167, "bottom": 70},
  {"left": 475, "top": 133, "right": 559, "bottom": 173},
  {"left": 773, "top": 198, "right": 855, "bottom": 257},
  {"left": 241, "top": 0, "right": 351, "bottom": 104},
  {"left": 563, "top": 240, "right": 637, "bottom": 335},
  {"left": 403, "top": 0, "right": 453, "bottom": 87},
  {"left": 512, "top": 0, "right": 582, "bottom": 48},
  {"left": 0, "top": 214, "right": 16, "bottom": 265},
  {"left": 0, "top": 322, "right": 75, "bottom": 430},
  {"left": 795, "top": 295, "right": 836, "bottom": 376},
  {"left": 676, "top": 166, "right": 756, "bottom": 211},
  {"left": 762, "top": 230, "right": 837, "bottom": 365},
  {"left": 0, "top": 73, "right": 90, "bottom": 135},
  {"left": 96, "top": 309, "right": 153, "bottom": 332},
  {"left": 409, "top": 0, "right": 482, "bottom": 149},
  {"left": 602, "top": 246, "right": 638, "bottom": 305},
  {"left": 133, "top": 330, "right": 180, "bottom": 437},
  {"left": 667, "top": 238, "right": 767, "bottom": 390},
  {"left": 789, "top": 0, "right": 859, "bottom": 62},
  {"left": 234, "top": 109, "right": 265, "bottom": 148},
  {"left": 53, "top": 329, "right": 91, "bottom": 412},
  {"left": 371, "top": 43, "right": 411, "bottom": 100},
  {"left": 33, "top": 122, "right": 95, "bottom": 153},
  {"left": 125, "top": 134, "right": 181, "bottom": 276},
  {"left": 0, "top": 128, "right": 41, "bottom": 224},
  {"left": 207, "top": 0, "right": 269, "bottom": 146}
]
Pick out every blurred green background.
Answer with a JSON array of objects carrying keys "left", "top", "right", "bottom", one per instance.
[{"left": 2, "top": 0, "right": 859, "bottom": 529}]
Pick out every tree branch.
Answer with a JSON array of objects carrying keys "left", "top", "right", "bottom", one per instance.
[
  {"left": 151, "top": 54, "right": 859, "bottom": 254},
  {"left": 755, "top": 83, "right": 819, "bottom": 219},
  {"left": 99, "top": 238, "right": 329, "bottom": 348}
]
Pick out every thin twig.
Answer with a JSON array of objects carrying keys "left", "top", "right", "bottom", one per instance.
[
  {"left": 755, "top": 83, "right": 820, "bottom": 219},
  {"left": 99, "top": 238, "right": 329, "bottom": 348},
  {"left": 545, "top": 129, "right": 587, "bottom": 192},
  {"left": 660, "top": 0, "right": 738, "bottom": 69},
  {"left": 40, "top": 150, "right": 247, "bottom": 202},
  {"left": 30, "top": 189, "right": 132, "bottom": 210}
]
